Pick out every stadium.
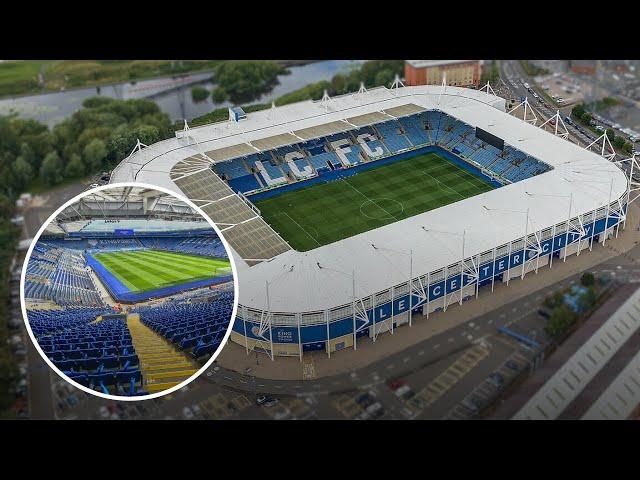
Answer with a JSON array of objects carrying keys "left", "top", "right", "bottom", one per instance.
[
  {"left": 111, "top": 83, "right": 632, "bottom": 360},
  {"left": 22, "top": 186, "right": 235, "bottom": 396}
]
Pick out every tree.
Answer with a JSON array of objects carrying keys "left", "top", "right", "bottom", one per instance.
[
  {"left": 606, "top": 128, "right": 616, "bottom": 141},
  {"left": 578, "top": 287, "right": 597, "bottom": 312},
  {"left": 580, "top": 272, "right": 595, "bottom": 287},
  {"left": 545, "top": 306, "right": 578, "bottom": 336},
  {"left": 613, "top": 136, "right": 626, "bottom": 149},
  {"left": 572, "top": 104, "right": 586, "bottom": 119},
  {"left": 18, "top": 143, "right": 36, "bottom": 168},
  {"left": 212, "top": 61, "right": 286, "bottom": 103},
  {"left": 132, "top": 125, "right": 161, "bottom": 146},
  {"left": 581, "top": 113, "right": 592, "bottom": 125},
  {"left": 374, "top": 70, "right": 396, "bottom": 88},
  {"left": 64, "top": 153, "right": 85, "bottom": 178},
  {"left": 211, "top": 86, "right": 227, "bottom": 103},
  {"left": 83, "top": 138, "right": 107, "bottom": 173},
  {"left": 12, "top": 156, "right": 33, "bottom": 189},
  {"left": 191, "top": 86, "right": 209, "bottom": 102},
  {"left": 39, "top": 151, "right": 63, "bottom": 186}
]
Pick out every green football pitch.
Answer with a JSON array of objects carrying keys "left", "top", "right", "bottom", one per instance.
[
  {"left": 92, "top": 249, "right": 231, "bottom": 292},
  {"left": 254, "top": 152, "right": 495, "bottom": 252}
]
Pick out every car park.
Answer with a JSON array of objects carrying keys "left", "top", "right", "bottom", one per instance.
[
  {"left": 394, "top": 384, "right": 415, "bottom": 400},
  {"left": 505, "top": 360, "right": 520, "bottom": 371},
  {"left": 355, "top": 392, "right": 375, "bottom": 408},
  {"left": 488, "top": 372, "right": 505, "bottom": 388},
  {"left": 366, "top": 402, "right": 385, "bottom": 419},
  {"left": 355, "top": 410, "right": 370, "bottom": 420},
  {"left": 462, "top": 395, "right": 483, "bottom": 414},
  {"left": 182, "top": 407, "right": 195, "bottom": 419},
  {"left": 389, "top": 380, "right": 405, "bottom": 391},
  {"left": 273, "top": 407, "right": 291, "bottom": 420}
]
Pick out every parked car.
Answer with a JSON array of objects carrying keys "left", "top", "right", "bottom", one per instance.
[
  {"left": 462, "top": 395, "right": 484, "bottom": 414},
  {"left": 505, "top": 360, "right": 520, "bottom": 371},
  {"left": 394, "top": 384, "right": 415, "bottom": 400},
  {"left": 537, "top": 308, "right": 551, "bottom": 319},
  {"left": 366, "top": 402, "right": 385, "bottom": 419},
  {"left": 355, "top": 392, "right": 375, "bottom": 408},
  {"left": 488, "top": 372, "right": 505, "bottom": 388},
  {"left": 182, "top": 407, "right": 195, "bottom": 419},
  {"left": 389, "top": 380, "right": 405, "bottom": 391}
]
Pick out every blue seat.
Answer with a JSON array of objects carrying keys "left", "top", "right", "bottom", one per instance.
[
  {"left": 68, "top": 372, "right": 89, "bottom": 386},
  {"left": 78, "top": 357, "right": 99, "bottom": 371},
  {"left": 56, "top": 359, "right": 77, "bottom": 371},
  {"left": 89, "top": 372, "right": 117, "bottom": 394},
  {"left": 120, "top": 354, "right": 140, "bottom": 370},
  {"left": 116, "top": 370, "right": 142, "bottom": 396},
  {"left": 192, "top": 342, "right": 217, "bottom": 359},
  {"left": 98, "top": 355, "right": 119, "bottom": 371}
]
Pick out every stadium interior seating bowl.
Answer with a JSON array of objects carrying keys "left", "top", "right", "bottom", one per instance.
[
  {"left": 211, "top": 109, "right": 551, "bottom": 196},
  {"left": 25, "top": 231, "right": 234, "bottom": 397}
]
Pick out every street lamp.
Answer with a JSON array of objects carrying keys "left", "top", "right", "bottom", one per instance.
[
  {"left": 525, "top": 191, "right": 572, "bottom": 266},
  {"left": 421, "top": 227, "right": 470, "bottom": 308},
  {"left": 482, "top": 205, "right": 532, "bottom": 283},
  {"left": 315, "top": 262, "right": 363, "bottom": 351},
  {"left": 370, "top": 243, "right": 414, "bottom": 331}
]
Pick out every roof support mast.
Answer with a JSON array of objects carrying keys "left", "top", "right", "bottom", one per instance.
[
  {"left": 539, "top": 110, "right": 570, "bottom": 139},
  {"left": 507, "top": 97, "right": 538, "bottom": 125}
]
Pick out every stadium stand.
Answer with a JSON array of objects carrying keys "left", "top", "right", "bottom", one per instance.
[
  {"left": 29, "top": 309, "right": 146, "bottom": 396},
  {"left": 208, "top": 111, "right": 552, "bottom": 196},
  {"left": 25, "top": 244, "right": 103, "bottom": 307},
  {"left": 135, "top": 289, "right": 234, "bottom": 360}
]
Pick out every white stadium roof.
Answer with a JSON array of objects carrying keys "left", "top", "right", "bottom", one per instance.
[{"left": 112, "top": 85, "right": 627, "bottom": 314}]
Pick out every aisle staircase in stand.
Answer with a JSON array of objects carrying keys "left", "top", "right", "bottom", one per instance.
[{"left": 126, "top": 314, "right": 198, "bottom": 393}]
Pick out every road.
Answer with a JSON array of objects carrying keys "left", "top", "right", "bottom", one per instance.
[
  {"left": 499, "top": 60, "right": 638, "bottom": 155},
  {"left": 19, "top": 181, "right": 92, "bottom": 419}
]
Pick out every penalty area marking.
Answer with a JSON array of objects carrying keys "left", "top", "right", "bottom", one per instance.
[{"left": 422, "top": 170, "right": 465, "bottom": 199}]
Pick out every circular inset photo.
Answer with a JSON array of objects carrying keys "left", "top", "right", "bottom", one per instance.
[{"left": 20, "top": 183, "right": 238, "bottom": 401}]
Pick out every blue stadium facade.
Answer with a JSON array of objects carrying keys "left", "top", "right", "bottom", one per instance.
[{"left": 232, "top": 209, "right": 624, "bottom": 356}]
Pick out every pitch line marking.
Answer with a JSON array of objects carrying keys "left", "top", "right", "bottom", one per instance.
[
  {"left": 451, "top": 166, "right": 493, "bottom": 192},
  {"left": 282, "top": 212, "right": 322, "bottom": 247},
  {"left": 340, "top": 178, "right": 400, "bottom": 222},
  {"left": 421, "top": 170, "right": 464, "bottom": 199},
  {"left": 359, "top": 198, "right": 404, "bottom": 220}
]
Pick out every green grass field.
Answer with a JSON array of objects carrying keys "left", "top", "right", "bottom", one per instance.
[
  {"left": 92, "top": 249, "right": 231, "bottom": 292},
  {"left": 255, "top": 152, "right": 495, "bottom": 252}
]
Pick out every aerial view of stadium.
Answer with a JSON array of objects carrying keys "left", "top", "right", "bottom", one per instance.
[
  {"left": 113, "top": 83, "right": 628, "bottom": 362},
  {"left": 21, "top": 186, "right": 236, "bottom": 398},
  {"left": 4, "top": 57, "right": 640, "bottom": 423}
]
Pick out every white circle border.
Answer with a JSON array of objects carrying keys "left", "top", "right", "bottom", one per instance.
[{"left": 19, "top": 181, "right": 239, "bottom": 402}]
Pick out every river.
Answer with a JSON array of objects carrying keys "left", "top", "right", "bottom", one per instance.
[{"left": 0, "top": 60, "right": 364, "bottom": 127}]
